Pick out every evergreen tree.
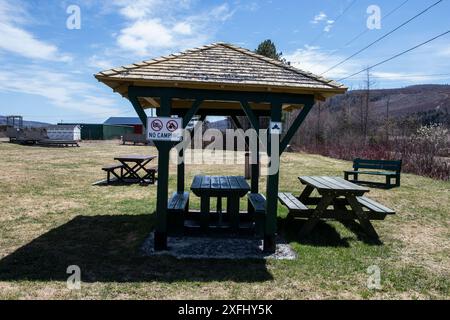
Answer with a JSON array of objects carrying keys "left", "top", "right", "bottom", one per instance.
[{"left": 255, "top": 40, "right": 289, "bottom": 64}]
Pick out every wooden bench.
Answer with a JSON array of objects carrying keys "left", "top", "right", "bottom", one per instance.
[
  {"left": 248, "top": 193, "right": 266, "bottom": 237},
  {"left": 344, "top": 158, "right": 402, "bottom": 188},
  {"left": 102, "top": 164, "right": 125, "bottom": 184},
  {"left": 278, "top": 192, "right": 309, "bottom": 214},
  {"left": 167, "top": 192, "right": 190, "bottom": 235},
  {"left": 357, "top": 196, "right": 395, "bottom": 219}
]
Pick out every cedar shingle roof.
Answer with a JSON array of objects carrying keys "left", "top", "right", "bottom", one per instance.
[{"left": 95, "top": 43, "right": 347, "bottom": 100}]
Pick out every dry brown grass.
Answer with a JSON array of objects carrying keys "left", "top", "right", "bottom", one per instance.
[{"left": 0, "top": 139, "right": 448, "bottom": 300}]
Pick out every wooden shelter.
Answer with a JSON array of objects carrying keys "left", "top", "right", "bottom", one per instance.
[{"left": 95, "top": 43, "right": 347, "bottom": 252}]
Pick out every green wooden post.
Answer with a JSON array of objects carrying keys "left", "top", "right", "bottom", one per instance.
[
  {"left": 251, "top": 132, "right": 260, "bottom": 194},
  {"left": 177, "top": 151, "right": 185, "bottom": 193},
  {"left": 239, "top": 102, "right": 261, "bottom": 193},
  {"left": 264, "top": 102, "right": 282, "bottom": 253},
  {"left": 154, "top": 96, "right": 172, "bottom": 251},
  {"left": 177, "top": 100, "right": 203, "bottom": 193}
]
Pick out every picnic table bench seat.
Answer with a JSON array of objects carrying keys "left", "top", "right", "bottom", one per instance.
[
  {"left": 344, "top": 158, "right": 402, "bottom": 188},
  {"left": 248, "top": 193, "right": 266, "bottom": 237},
  {"left": 278, "top": 192, "right": 309, "bottom": 213},
  {"left": 145, "top": 166, "right": 158, "bottom": 184},
  {"left": 102, "top": 164, "right": 125, "bottom": 171},
  {"left": 102, "top": 164, "right": 125, "bottom": 183},
  {"left": 357, "top": 196, "right": 395, "bottom": 216},
  {"left": 167, "top": 192, "right": 190, "bottom": 235}
]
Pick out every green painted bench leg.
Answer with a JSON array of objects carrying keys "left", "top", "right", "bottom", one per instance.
[
  {"left": 386, "top": 176, "right": 392, "bottom": 189},
  {"left": 255, "top": 212, "right": 265, "bottom": 238},
  {"left": 228, "top": 196, "right": 240, "bottom": 232},
  {"left": 396, "top": 174, "right": 401, "bottom": 187},
  {"left": 299, "top": 194, "right": 334, "bottom": 238},
  {"left": 200, "top": 196, "right": 210, "bottom": 233}
]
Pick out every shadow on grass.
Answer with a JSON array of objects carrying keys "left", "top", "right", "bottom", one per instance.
[
  {"left": 0, "top": 215, "right": 272, "bottom": 283},
  {"left": 280, "top": 218, "right": 350, "bottom": 248},
  {"left": 279, "top": 218, "right": 383, "bottom": 247}
]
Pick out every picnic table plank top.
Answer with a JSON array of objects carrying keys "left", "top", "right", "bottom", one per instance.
[
  {"left": 191, "top": 175, "right": 250, "bottom": 197},
  {"left": 299, "top": 176, "right": 369, "bottom": 193},
  {"left": 114, "top": 155, "right": 157, "bottom": 162}
]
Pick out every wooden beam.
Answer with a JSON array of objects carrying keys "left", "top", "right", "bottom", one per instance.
[
  {"left": 96, "top": 76, "right": 347, "bottom": 97},
  {"left": 127, "top": 86, "right": 315, "bottom": 106},
  {"left": 142, "top": 97, "right": 160, "bottom": 108},
  {"left": 183, "top": 99, "right": 203, "bottom": 127},
  {"left": 240, "top": 101, "right": 260, "bottom": 131},
  {"left": 127, "top": 87, "right": 148, "bottom": 128},
  {"left": 279, "top": 99, "right": 315, "bottom": 155}
]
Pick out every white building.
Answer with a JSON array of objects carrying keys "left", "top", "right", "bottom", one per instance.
[{"left": 46, "top": 125, "right": 81, "bottom": 141}]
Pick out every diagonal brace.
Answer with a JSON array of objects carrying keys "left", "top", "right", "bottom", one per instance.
[{"left": 280, "top": 101, "right": 315, "bottom": 155}]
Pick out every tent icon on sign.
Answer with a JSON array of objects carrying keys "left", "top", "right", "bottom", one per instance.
[{"left": 272, "top": 124, "right": 281, "bottom": 131}]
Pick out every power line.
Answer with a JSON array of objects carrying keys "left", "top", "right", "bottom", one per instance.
[
  {"left": 342, "top": 72, "right": 450, "bottom": 80},
  {"left": 321, "top": 0, "right": 444, "bottom": 75},
  {"left": 309, "top": 0, "right": 358, "bottom": 46},
  {"left": 338, "top": 30, "right": 450, "bottom": 81},
  {"left": 305, "top": 0, "right": 411, "bottom": 78},
  {"left": 344, "top": 0, "right": 410, "bottom": 48}
]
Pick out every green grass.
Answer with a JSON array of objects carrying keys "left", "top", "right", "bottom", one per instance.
[{"left": 0, "top": 139, "right": 448, "bottom": 300}]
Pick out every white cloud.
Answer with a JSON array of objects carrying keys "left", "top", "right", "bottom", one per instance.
[
  {"left": 311, "top": 11, "right": 335, "bottom": 33},
  {"left": 117, "top": 19, "right": 175, "bottom": 56},
  {"left": 113, "top": 1, "right": 234, "bottom": 57},
  {"left": 88, "top": 55, "right": 115, "bottom": 70},
  {"left": 0, "top": 0, "right": 71, "bottom": 62},
  {"left": 311, "top": 12, "right": 327, "bottom": 24},
  {"left": 285, "top": 45, "right": 361, "bottom": 79},
  {"left": 324, "top": 20, "right": 335, "bottom": 33},
  {"left": 0, "top": 23, "right": 72, "bottom": 62},
  {"left": 173, "top": 22, "right": 193, "bottom": 35},
  {"left": 436, "top": 45, "right": 450, "bottom": 57},
  {"left": 0, "top": 66, "right": 120, "bottom": 116}
]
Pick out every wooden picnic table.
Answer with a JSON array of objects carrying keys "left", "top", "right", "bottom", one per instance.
[
  {"left": 191, "top": 175, "right": 250, "bottom": 232},
  {"left": 114, "top": 155, "right": 157, "bottom": 184},
  {"left": 280, "top": 176, "right": 395, "bottom": 239}
]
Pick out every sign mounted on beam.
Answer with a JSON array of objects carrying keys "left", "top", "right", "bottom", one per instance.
[
  {"left": 270, "top": 121, "right": 282, "bottom": 135},
  {"left": 147, "top": 117, "right": 183, "bottom": 141}
]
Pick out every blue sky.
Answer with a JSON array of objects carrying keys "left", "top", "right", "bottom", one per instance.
[{"left": 1, "top": 0, "right": 450, "bottom": 123}]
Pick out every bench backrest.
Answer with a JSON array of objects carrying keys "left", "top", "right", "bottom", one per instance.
[{"left": 353, "top": 158, "right": 402, "bottom": 173}]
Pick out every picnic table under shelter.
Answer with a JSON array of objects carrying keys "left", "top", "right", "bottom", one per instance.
[{"left": 95, "top": 43, "right": 348, "bottom": 252}]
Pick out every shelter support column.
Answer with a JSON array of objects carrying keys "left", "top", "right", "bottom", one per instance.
[
  {"left": 154, "top": 96, "right": 172, "bottom": 251},
  {"left": 239, "top": 102, "right": 261, "bottom": 194},
  {"left": 264, "top": 102, "right": 282, "bottom": 253},
  {"left": 178, "top": 100, "right": 203, "bottom": 193}
]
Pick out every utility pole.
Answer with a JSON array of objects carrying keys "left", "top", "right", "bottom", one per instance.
[
  {"left": 386, "top": 95, "right": 391, "bottom": 143},
  {"left": 363, "top": 68, "right": 375, "bottom": 143}
]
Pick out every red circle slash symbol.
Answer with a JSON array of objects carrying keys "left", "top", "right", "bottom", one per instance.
[
  {"left": 166, "top": 120, "right": 179, "bottom": 132},
  {"left": 151, "top": 119, "right": 163, "bottom": 132}
]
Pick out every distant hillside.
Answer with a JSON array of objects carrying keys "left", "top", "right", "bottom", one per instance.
[
  {"left": 326, "top": 84, "right": 450, "bottom": 121},
  {"left": 0, "top": 116, "right": 51, "bottom": 127}
]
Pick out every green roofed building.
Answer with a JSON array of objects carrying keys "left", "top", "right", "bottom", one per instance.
[{"left": 59, "top": 123, "right": 135, "bottom": 140}]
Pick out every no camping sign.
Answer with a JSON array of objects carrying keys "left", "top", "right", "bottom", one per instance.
[{"left": 147, "top": 117, "right": 183, "bottom": 142}]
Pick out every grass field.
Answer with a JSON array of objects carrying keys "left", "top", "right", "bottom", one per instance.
[{"left": 0, "top": 139, "right": 448, "bottom": 300}]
